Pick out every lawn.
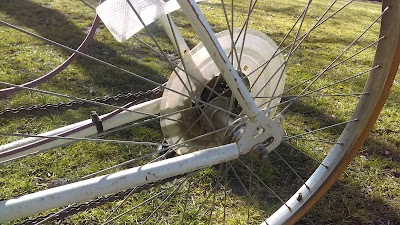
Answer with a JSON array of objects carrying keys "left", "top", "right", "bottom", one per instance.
[{"left": 0, "top": 0, "right": 399, "bottom": 224}]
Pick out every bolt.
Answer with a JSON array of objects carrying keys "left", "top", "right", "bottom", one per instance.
[
  {"left": 251, "top": 144, "right": 269, "bottom": 161},
  {"left": 259, "top": 151, "right": 269, "bottom": 161},
  {"left": 275, "top": 114, "right": 284, "bottom": 123}
]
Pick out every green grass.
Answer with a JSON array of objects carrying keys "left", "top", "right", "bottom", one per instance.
[{"left": 0, "top": 0, "right": 399, "bottom": 224}]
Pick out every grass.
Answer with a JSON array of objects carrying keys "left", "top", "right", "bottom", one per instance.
[{"left": 0, "top": 0, "right": 399, "bottom": 224}]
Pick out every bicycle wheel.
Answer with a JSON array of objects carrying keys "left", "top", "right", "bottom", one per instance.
[
  {"left": 0, "top": 0, "right": 101, "bottom": 97},
  {"left": 0, "top": 0, "right": 399, "bottom": 224}
]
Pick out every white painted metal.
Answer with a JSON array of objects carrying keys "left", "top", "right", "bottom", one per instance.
[
  {"left": 175, "top": 0, "right": 260, "bottom": 120},
  {"left": 0, "top": 98, "right": 161, "bottom": 163},
  {"left": 161, "top": 29, "right": 286, "bottom": 155},
  {"left": 236, "top": 109, "right": 284, "bottom": 154},
  {"left": 159, "top": 15, "right": 190, "bottom": 57},
  {"left": 0, "top": 143, "right": 240, "bottom": 222}
]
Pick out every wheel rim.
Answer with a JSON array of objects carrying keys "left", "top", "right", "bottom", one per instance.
[{"left": 0, "top": 1, "right": 100, "bottom": 96}]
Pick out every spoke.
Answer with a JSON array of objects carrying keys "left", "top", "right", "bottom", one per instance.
[
  {"left": 309, "top": 92, "right": 369, "bottom": 97},
  {"left": 103, "top": 187, "right": 138, "bottom": 223},
  {"left": 129, "top": 25, "right": 229, "bottom": 102},
  {"left": 188, "top": 164, "right": 230, "bottom": 224},
  {"left": 171, "top": 125, "right": 233, "bottom": 149},
  {"left": 0, "top": 132, "right": 168, "bottom": 147},
  {"left": 220, "top": 0, "right": 241, "bottom": 67},
  {"left": 198, "top": 106, "right": 221, "bottom": 138},
  {"left": 226, "top": 161, "right": 254, "bottom": 223},
  {"left": 87, "top": 104, "right": 202, "bottom": 144},
  {"left": 250, "top": 1, "right": 366, "bottom": 103},
  {"left": 167, "top": 109, "right": 214, "bottom": 153},
  {"left": 247, "top": 158, "right": 254, "bottom": 223},
  {"left": 248, "top": 0, "right": 353, "bottom": 83},
  {"left": 255, "top": 92, "right": 369, "bottom": 99},
  {"left": 126, "top": 1, "right": 233, "bottom": 104},
  {"left": 0, "top": 105, "right": 207, "bottom": 164},
  {"left": 270, "top": 66, "right": 377, "bottom": 109},
  {"left": 180, "top": 176, "right": 194, "bottom": 224},
  {"left": 80, "top": 123, "right": 235, "bottom": 180},
  {"left": 224, "top": 0, "right": 259, "bottom": 66},
  {"left": 227, "top": 162, "right": 255, "bottom": 203},
  {"left": 166, "top": 14, "right": 194, "bottom": 95},
  {"left": 102, "top": 189, "right": 166, "bottom": 224},
  {"left": 0, "top": 19, "right": 238, "bottom": 119},
  {"left": 262, "top": 44, "right": 381, "bottom": 110},
  {"left": 252, "top": 0, "right": 313, "bottom": 103},
  {"left": 184, "top": 122, "right": 235, "bottom": 224},
  {"left": 252, "top": 57, "right": 287, "bottom": 99},
  {"left": 277, "top": 36, "right": 384, "bottom": 99},
  {"left": 141, "top": 176, "right": 189, "bottom": 224},
  {"left": 266, "top": 0, "right": 313, "bottom": 109},
  {"left": 142, "top": 125, "right": 231, "bottom": 163},
  {"left": 282, "top": 140, "right": 327, "bottom": 168},
  {"left": 272, "top": 151, "right": 309, "bottom": 189},
  {"left": 216, "top": 0, "right": 265, "bottom": 92},
  {"left": 285, "top": 119, "right": 358, "bottom": 139},
  {"left": 207, "top": 167, "right": 220, "bottom": 224},
  {"left": 283, "top": 0, "right": 339, "bottom": 56},
  {"left": 126, "top": 0, "right": 194, "bottom": 96},
  {"left": 164, "top": 15, "right": 219, "bottom": 136},
  {"left": 231, "top": 0, "right": 234, "bottom": 63},
  {"left": 98, "top": 104, "right": 206, "bottom": 139},
  {"left": 223, "top": 162, "right": 228, "bottom": 224},
  {"left": 249, "top": 0, "right": 313, "bottom": 94},
  {"left": 277, "top": 7, "right": 388, "bottom": 115},
  {"left": 303, "top": 67, "right": 376, "bottom": 96},
  {"left": 80, "top": 148, "right": 164, "bottom": 180},
  {"left": 237, "top": 0, "right": 257, "bottom": 71},
  {"left": 237, "top": 159, "right": 289, "bottom": 208},
  {"left": 284, "top": 137, "right": 343, "bottom": 145},
  {"left": 79, "top": 0, "right": 96, "bottom": 10}
]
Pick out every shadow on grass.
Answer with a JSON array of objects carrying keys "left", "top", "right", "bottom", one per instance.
[
  {"left": 0, "top": 0, "right": 167, "bottom": 97},
  {"left": 217, "top": 84, "right": 400, "bottom": 224},
  {"left": 280, "top": 99, "right": 399, "bottom": 224}
]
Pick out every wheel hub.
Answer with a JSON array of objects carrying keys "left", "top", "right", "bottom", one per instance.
[{"left": 160, "top": 29, "right": 286, "bottom": 154}]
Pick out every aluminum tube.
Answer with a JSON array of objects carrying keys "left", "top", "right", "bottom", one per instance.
[
  {"left": 159, "top": 15, "right": 190, "bottom": 57},
  {"left": 0, "top": 98, "right": 161, "bottom": 163},
  {"left": 0, "top": 143, "right": 240, "bottom": 222},
  {"left": 175, "top": 0, "right": 260, "bottom": 120}
]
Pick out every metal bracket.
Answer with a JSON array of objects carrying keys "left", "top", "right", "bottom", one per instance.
[
  {"left": 90, "top": 111, "right": 104, "bottom": 133},
  {"left": 236, "top": 109, "right": 284, "bottom": 154}
]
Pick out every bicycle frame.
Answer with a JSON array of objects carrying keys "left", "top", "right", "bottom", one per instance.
[{"left": 0, "top": 0, "right": 276, "bottom": 221}]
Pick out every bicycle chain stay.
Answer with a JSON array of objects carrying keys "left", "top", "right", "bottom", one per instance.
[
  {"left": 19, "top": 174, "right": 186, "bottom": 225},
  {"left": 0, "top": 86, "right": 166, "bottom": 224},
  {"left": 0, "top": 87, "right": 163, "bottom": 120}
]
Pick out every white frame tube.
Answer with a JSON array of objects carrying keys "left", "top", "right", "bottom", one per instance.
[
  {"left": 176, "top": 0, "right": 260, "bottom": 120},
  {"left": 159, "top": 15, "right": 190, "bottom": 56},
  {"left": 0, "top": 143, "right": 240, "bottom": 222},
  {"left": 0, "top": 98, "right": 161, "bottom": 163}
]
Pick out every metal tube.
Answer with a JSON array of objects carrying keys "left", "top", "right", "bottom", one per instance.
[
  {"left": 175, "top": 0, "right": 260, "bottom": 120},
  {"left": 0, "top": 98, "right": 161, "bottom": 163},
  {"left": 159, "top": 15, "right": 190, "bottom": 57},
  {"left": 0, "top": 143, "right": 240, "bottom": 222}
]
